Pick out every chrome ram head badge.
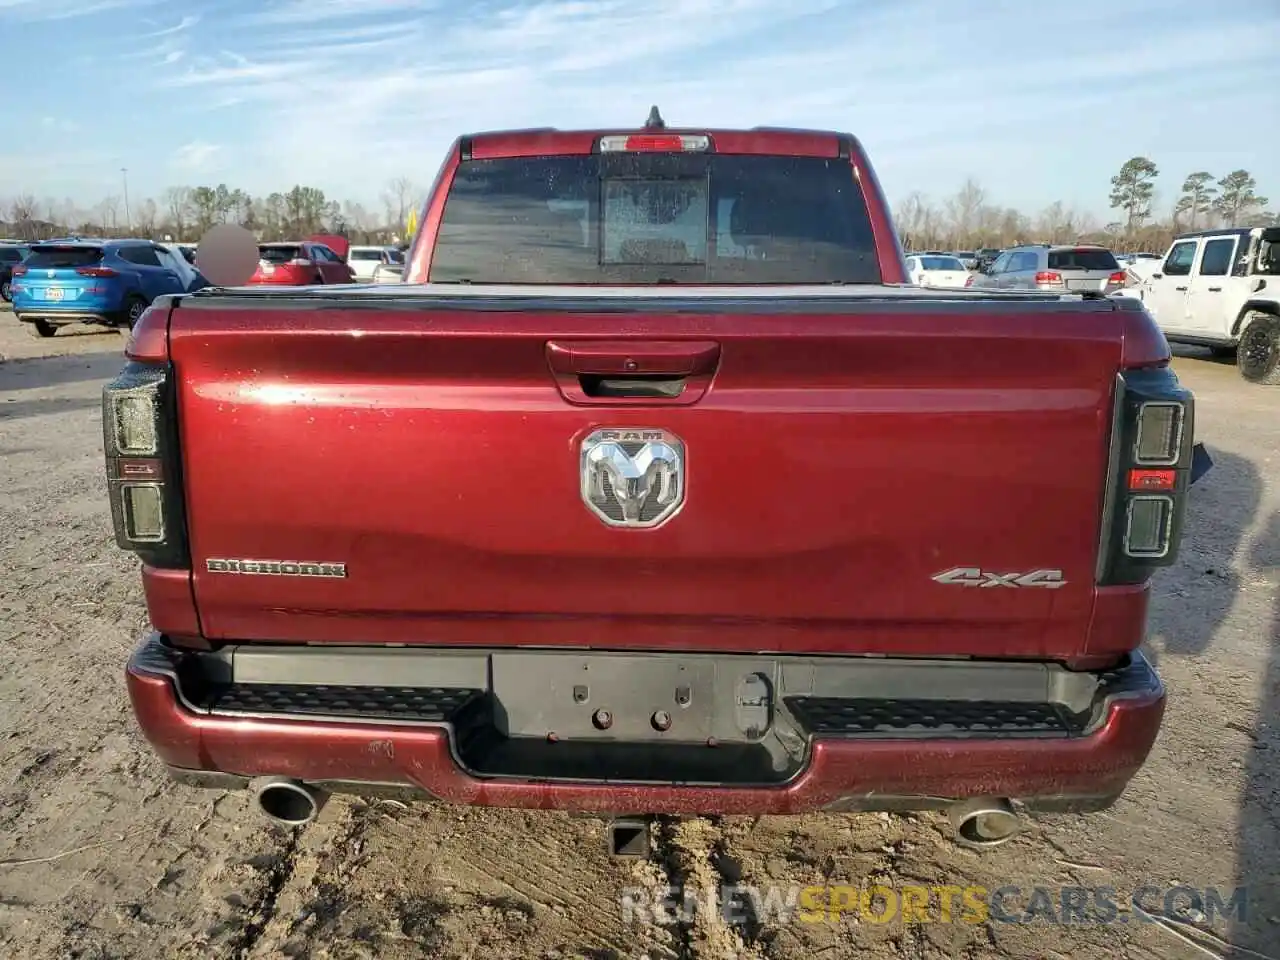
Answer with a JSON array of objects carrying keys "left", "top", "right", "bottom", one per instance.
[{"left": 580, "top": 428, "right": 684, "bottom": 528}]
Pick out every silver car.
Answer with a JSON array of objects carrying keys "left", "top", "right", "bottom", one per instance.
[{"left": 972, "top": 244, "right": 1126, "bottom": 294}]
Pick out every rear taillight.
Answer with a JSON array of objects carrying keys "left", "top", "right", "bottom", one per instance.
[
  {"left": 1097, "top": 369, "right": 1195, "bottom": 585},
  {"left": 77, "top": 266, "right": 118, "bottom": 277},
  {"left": 1107, "top": 271, "right": 1127, "bottom": 286},
  {"left": 964, "top": 274, "right": 975, "bottom": 287},
  {"left": 1035, "top": 271, "right": 1064, "bottom": 286},
  {"left": 12, "top": 265, "right": 26, "bottom": 276},
  {"left": 103, "top": 359, "right": 188, "bottom": 568}
]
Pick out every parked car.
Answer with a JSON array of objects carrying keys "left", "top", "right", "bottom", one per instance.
[
  {"left": 974, "top": 248, "right": 1002, "bottom": 273},
  {"left": 249, "top": 241, "right": 356, "bottom": 286},
  {"left": 905, "top": 253, "right": 970, "bottom": 288},
  {"left": 11, "top": 238, "right": 205, "bottom": 337},
  {"left": 969, "top": 244, "right": 1126, "bottom": 294},
  {"left": 0, "top": 242, "right": 30, "bottom": 301},
  {"left": 156, "top": 242, "right": 209, "bottom": 291},
  {"left": 112, "top": 111, "right": 1203, "bottom": 846},
  {"left": 348, "top": 245, "right": 405, "bottom": 282},
  {"left": 1117, "top": 226, "right": 1280, "bottom": 384},
  {"left": 370, "top": 261, "right": 405, "bottom": 284}
]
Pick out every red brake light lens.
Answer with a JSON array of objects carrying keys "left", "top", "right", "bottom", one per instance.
[
  {"left": 12, "top": 265, "right": 26, "bottom": 276},
  {"left": 1127, "top": 468, "right": 1177, "bottom": 491},
  {"left": 598, "top": 134, "right": 711, "bottom": 152},
  {"left": 1108, "top": 271, "right": 1127, "bottom": 285},
  {"left": 76, "top": 266, "right": 118, "bottom": 277},
  {"left": 1035, "top": 271, "right": 1064, "bottom": 285}
]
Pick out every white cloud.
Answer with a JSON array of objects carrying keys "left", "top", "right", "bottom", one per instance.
[
  {"left": 166, "top": 0, "right": 1270, "bottom": 209},
  {"left": 9, "top": 0, "right": 1279, "bottom": 212},
  {"left": 142, "top": 13, "right": 197, "bottom": 37},
  {"left": 0, "top": 0, "right": 158, "bottom": 20},
  {"left": 40, "top": 116, "right": 79, "bottom": 133},
  {"left": 171, "top": 141, "right": 221, "bottom": 172}
]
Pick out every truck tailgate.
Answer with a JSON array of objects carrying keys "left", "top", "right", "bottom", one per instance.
[{"left": 171, "top": 292, "right": 1124, "bottom": 659}]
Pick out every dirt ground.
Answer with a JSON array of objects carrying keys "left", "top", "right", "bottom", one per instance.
[{"left": 1, "top": 307, "right": 1278, "bottom": 960}]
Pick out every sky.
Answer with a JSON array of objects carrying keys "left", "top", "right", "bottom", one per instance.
[{"left": 2, "top": 0, "right": 1277, "bottom": 220}]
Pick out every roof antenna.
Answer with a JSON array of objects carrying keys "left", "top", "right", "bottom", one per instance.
[{"left": 644, "top": 105, "right": 665, "bottom": 130}]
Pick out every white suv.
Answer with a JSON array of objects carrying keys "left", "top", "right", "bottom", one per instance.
[
  {"left": 1120, "top": 227, "right": 1280, "bottom": 384},
  {"left": 347, "top": 245, "right": 404, "bottom": 282}
]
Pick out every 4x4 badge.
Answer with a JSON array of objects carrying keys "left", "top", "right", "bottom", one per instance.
[{"left": 932, "top": 567, "right": 1066, "bottom": 589}]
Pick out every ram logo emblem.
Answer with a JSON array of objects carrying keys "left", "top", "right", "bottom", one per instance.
[{"left": 580, "top": 428, "right": 684, "bottom": 528}]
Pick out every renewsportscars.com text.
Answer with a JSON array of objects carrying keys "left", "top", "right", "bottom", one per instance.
[{"left": 620, "top": 884, "right": 1248, "bottom": 926}]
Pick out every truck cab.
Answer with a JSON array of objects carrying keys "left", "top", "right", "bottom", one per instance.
[{"left": 1124, "top": 226, "right": 1280, "bottom": 384}]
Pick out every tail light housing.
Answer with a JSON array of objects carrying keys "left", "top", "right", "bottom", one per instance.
[
  {"left": 1035, "top": 271, "right": 1064, "bottom": 286},
  {"left": 1096, "top": 368, "right": 1195, "bottom": 585},
  {"left": 1107, "top": 271, "right": 1127, "bottom": 286},
  {"left": 964, "top": 274, "right": 975, "bottom": 287},
  {"left": 103, "top": 358, "right": 188, "bottom": 568},
  {"left": 77, "top": 266, "right": 118, "bottom": 277},
  {"left": 12, "top": 265, "right": 27, "bottom": 276}
]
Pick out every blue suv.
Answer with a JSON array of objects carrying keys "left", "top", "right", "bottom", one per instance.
[{"left": 12, "top": 238, "right": 207, "bottom": 338}]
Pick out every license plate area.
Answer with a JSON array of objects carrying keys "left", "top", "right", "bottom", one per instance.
[
  {"left": 491, "top": 652, "right": 778, "bottom": 744},
  {"left": 45, "top": 287, "right": 65, "bottom": 301}
]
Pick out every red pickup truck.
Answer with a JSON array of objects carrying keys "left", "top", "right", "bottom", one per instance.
[{"left": 110, "top": 112, "right": 1206, "bottom": 851}]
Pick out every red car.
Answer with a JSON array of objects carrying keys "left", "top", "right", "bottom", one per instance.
[
  {"left": 110, "top": 111, "right": 1208, "bottom": 853},
  {"left": 249, "top": 241, "right": 354, "bottom": 285}
]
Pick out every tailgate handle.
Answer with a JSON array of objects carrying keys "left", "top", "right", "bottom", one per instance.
[{"left": 546, "top": 340, "right": 721, "bottom": 405}]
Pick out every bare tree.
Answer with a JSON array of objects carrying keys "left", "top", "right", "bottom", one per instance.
[
  {"left": 136, "top": 198, "right": 159, "bottom": 238},
  {"left": 381, "top": 177, "right": 416, "bottom": 232},
  {"left": 164, "top": 186, "right": 192, "bottom": 240},
  {"left": 9, "top": 194, "right": 38, "bottom": 239},
  {"left": 945, "top": 178, "right": 986, "bottom": 246},
  {"left": 98, "top": 195, "right": 122, "bottom": 232}
]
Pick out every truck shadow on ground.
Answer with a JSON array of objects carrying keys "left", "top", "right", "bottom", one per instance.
[
  {"left": 1234, "top": 511, "right": 1280, "bottom": 952},
  {"left": 0, "top": 352, "right": 123, "bottom": 392},
  {"left": 1146, "top": 448, "right": 1262, "bottom": 662},
  {"left": 0, "top": 352, "right": 122, "bottom": 422}
]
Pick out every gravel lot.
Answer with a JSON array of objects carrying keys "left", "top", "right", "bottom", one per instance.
[{"left": 1, "top": 306, "right": 1277, "bottom": 960}]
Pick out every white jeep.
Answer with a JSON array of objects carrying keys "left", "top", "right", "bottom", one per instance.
[{"left": 1119, "top": 226, "right": 1280, "bottom": 384}]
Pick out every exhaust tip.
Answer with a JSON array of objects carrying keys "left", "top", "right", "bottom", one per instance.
[
  {"left": 252, "top": 777, "right": 323, "bottom": 827},
  {"left": 948, "top": 798, "right": 1020, "bottom": 849},
  {"left": 608, "top": 817, "right": 651, "bottom": 858}
]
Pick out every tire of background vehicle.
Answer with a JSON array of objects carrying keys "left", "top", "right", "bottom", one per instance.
[
  {"left": 1209, "top": 345, "right": 1237, "bottom": 359},
  {"left": 29, "top": 319, "right": 57, "bottom": 338},
  {"left": 1236, "top": 311, "right": 1280, "bottom": 385},
  {"left": 123, "top": 295, "right": 148, "bottom": 330},
  {"left": 1, "top": 280, "right": 11, "bottom": 301}
]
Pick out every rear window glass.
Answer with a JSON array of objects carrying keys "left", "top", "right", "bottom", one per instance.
[
  {"left": 350, "top": 248, "right": 383, "bottom": 261},
  {"left": 1047, "top": 248, "right": 1120, "bottom": 271},
  {"left": 0, "top": 247, "right": 24, "bottom": 263},
  {"left": 259, "top": 245, "right": 303, "bottom": 263},
  {"left": 387, "top": 249, "right": 405, "bottom": 264},
  {"left": 25, "top": 246, "right": 104, "bottom": 268},
  {"left": 428, "top": 153, "right": 880, "bottom": 284},
  {"left": 918, "top": 256, "right": 965, "bottom": 271}
]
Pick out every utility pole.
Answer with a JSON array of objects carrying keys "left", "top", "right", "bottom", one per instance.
[{"left": 122, "top": 167, "right": 132, "bottom": 234}]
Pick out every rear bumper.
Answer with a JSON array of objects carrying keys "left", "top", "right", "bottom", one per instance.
[
  {"left": 127, "top": 633, "right": 1166, "bottom": 815},
  {"left": 14, "top": 300, "right": 122, "bottom": 325}
]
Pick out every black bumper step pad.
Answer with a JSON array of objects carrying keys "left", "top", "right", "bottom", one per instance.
[
  {"left": 785, "top": 696, "right": 1086, "bottom": 739},
  {"left": 203, "top": 683, "right": 482, "bottom": 724}
]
